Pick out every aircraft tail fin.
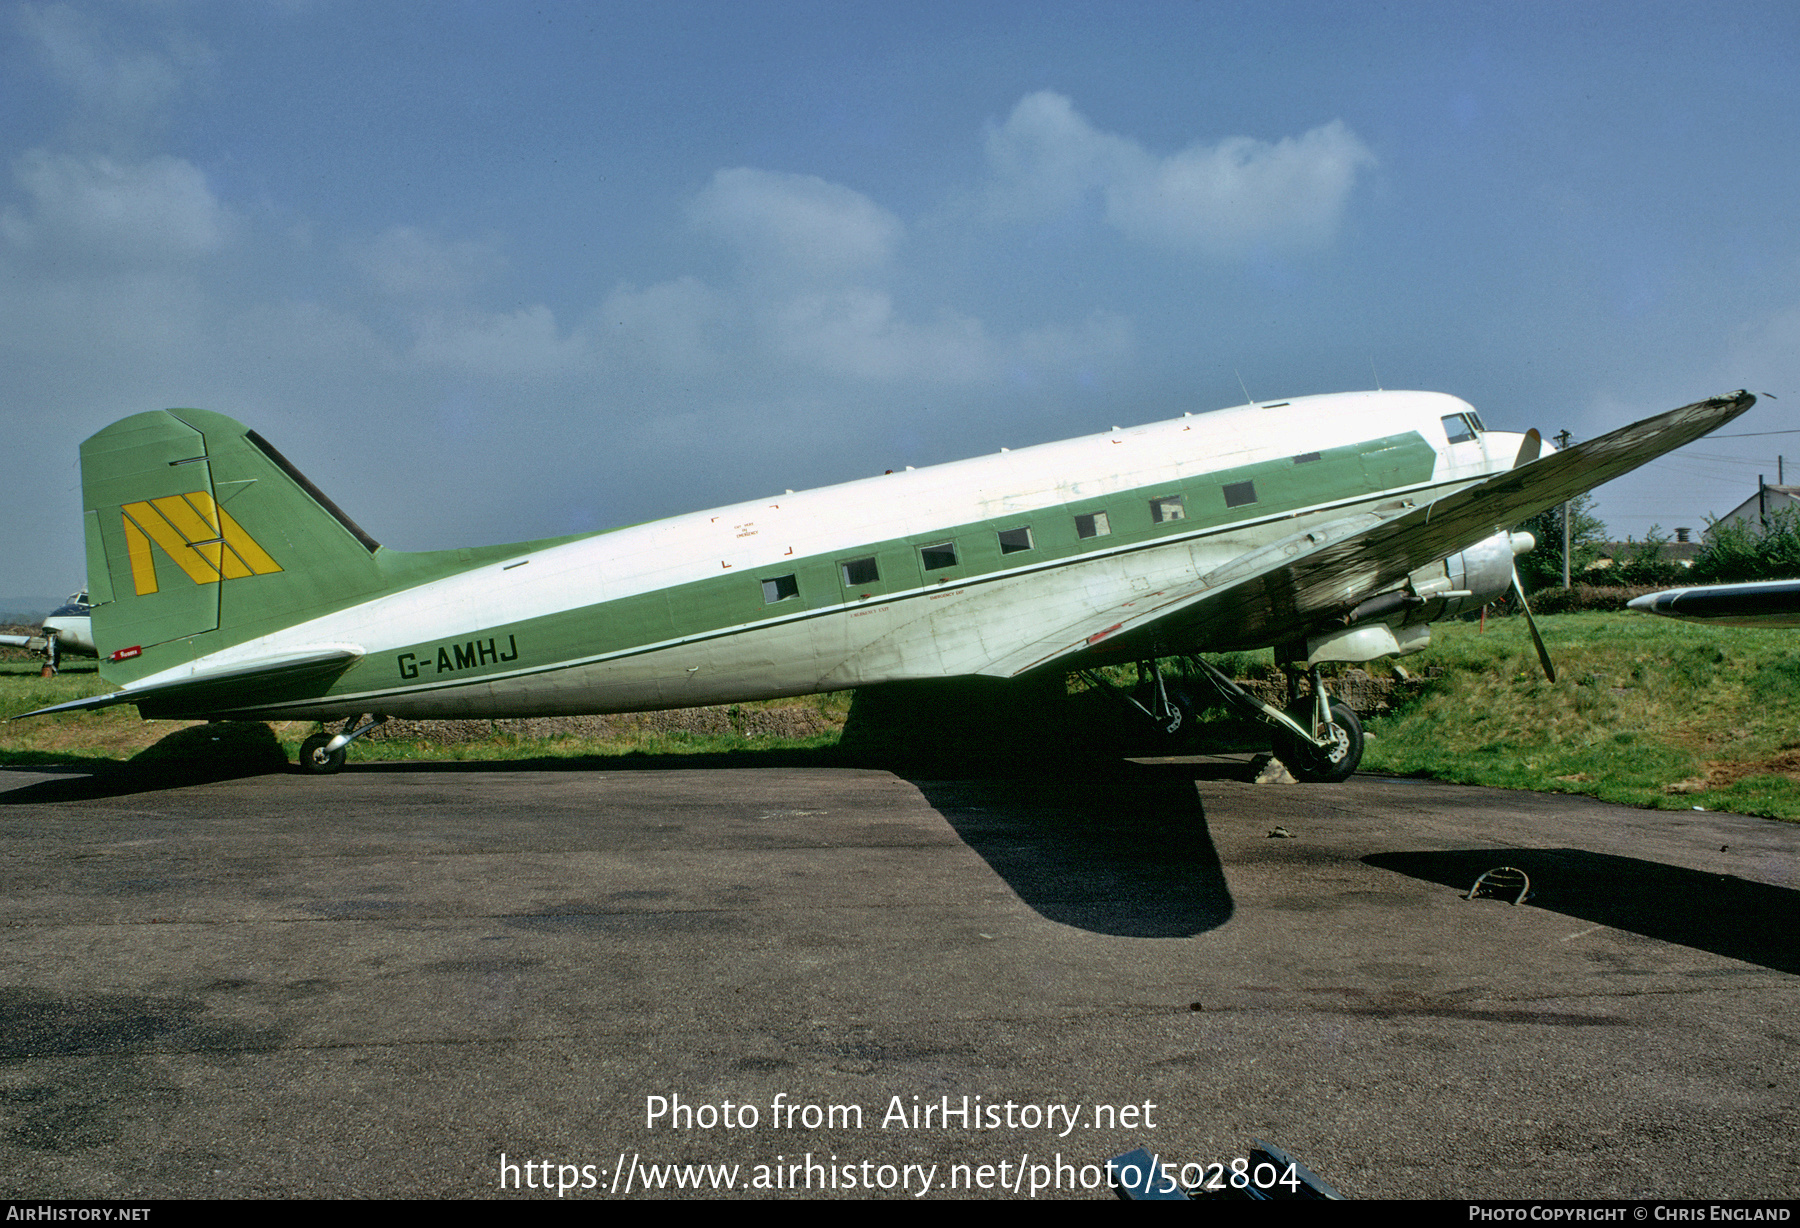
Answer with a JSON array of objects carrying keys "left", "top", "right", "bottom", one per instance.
[{"left": 81, "top": 409, "right": 388, "bottom": 687}]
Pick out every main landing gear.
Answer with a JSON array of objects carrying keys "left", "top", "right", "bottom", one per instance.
[
  {"left": 1083, "top": 656, "right": 1365, "bottom": 782},
  {"left": 298, "top": 714, "right": 387, "bottom": 774},
  {"left": 1189, "top": 657, "right": 1365, "bottom": 783},
  {"left": 1271, "top": 696, "right": 1364, "bottom": 784}
]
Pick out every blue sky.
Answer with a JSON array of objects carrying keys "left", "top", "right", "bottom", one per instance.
[{"left": 4, "top": 1, "right": 1797, "bottom": 602}]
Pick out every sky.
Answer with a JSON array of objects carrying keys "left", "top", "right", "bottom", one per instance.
[{"left": 3, "top": 1, "right": 1798, "bottom": 604}]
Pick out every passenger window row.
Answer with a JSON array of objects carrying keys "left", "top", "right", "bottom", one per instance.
[{"left": 762, "top": 481, "right": 1267, "bottom": 603}]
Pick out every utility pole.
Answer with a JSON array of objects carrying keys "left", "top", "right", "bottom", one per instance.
[{"left": 1555, "top": 430, "right": 1574, "bottom": 587}]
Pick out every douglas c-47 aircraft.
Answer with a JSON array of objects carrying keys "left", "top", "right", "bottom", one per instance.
[{"left": 20, "top": 389, "right": 1755, "bottom": 777}]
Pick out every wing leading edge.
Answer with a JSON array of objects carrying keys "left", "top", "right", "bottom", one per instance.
[
  {"left": 979, "top": 391, "right": 1757, "bottom": 677},
  {"left": 1628, "top": 579, "right": 1800, "bottom": 628}
]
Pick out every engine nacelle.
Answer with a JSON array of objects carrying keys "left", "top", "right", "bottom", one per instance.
[
  {"left": 1405, "top": 529, "right": 1535, "bottom": 621},
  {"left": 1301, "top": 530, "right": 1534, "bottom": 665}
]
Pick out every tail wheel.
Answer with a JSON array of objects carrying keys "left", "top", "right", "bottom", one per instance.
[
  {"left": 1273, "top": 700, "right": 1364, "bottom": 783},
  {"left": 299, "top": 732, "right": 347, "bottom": 775}
]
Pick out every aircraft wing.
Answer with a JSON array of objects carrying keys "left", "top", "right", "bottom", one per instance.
[
  {"left": 980, "top": 390, "right": 1756, "bottom": 676},
  {"left": 1627, "top": 579, "right": 1800, "bottom": 627}
]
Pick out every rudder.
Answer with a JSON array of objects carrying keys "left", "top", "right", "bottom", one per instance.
[{"left": 82, "top": 409, "right": 387, "bottom": 685}]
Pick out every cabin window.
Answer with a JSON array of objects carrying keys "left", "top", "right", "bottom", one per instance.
[
  {"left": 920, "top": 541, "right": 958, "bottom": 571},
  {"left": 1441, "top": 413, "right": 1478, "bottom": 444},
  {"left": 1223, "top": 480, "right": 1257, "bottom": 508},
  {"left": 1075, "top": 511, "right": 1111, "bottom": 539},
  {"left": 761, "top": 574, "right": 799, "bottom": 604},
  {"left": 1293, "top": 451, "right": 1321, "bottom": 465},
  {"left": 1150, "top": 495, "right": 1185, "bottom": 524},
  {"left": 997, "top": 527, "right": 1033, "bottom": 554},
  {"left": 841, "top": 557, "right": 880, "bottom": 586}
]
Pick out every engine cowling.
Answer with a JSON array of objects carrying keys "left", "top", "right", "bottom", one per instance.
[
  {"left": 1406, "top": 530, "right": 1535, "bottom": 621},
  {"left": 1301, "top": 530, "right": 1534, "bottom": 665}
]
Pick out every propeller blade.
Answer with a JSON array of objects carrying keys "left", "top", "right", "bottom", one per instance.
[
  {"left": 1512, "top": 428, "right": 1542, "bottom": 468},
  {"left": 1512, "top": 565, "right": 1556, "bottom": 683}
]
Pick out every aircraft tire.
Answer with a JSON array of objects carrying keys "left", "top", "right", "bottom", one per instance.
[
  {"left": 1130, "top": 683, "right": 1196, "bottom": 742},
  {"left": 299, "top": 733, "right": 347, "bottom": 775},
  {"left": 1273, "top": 700, "right": 1363, "bottom": 783}
]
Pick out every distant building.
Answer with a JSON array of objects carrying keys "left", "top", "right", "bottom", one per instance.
[{"left": 1706, "top": 483, "right": 1800, "bottom": 540}]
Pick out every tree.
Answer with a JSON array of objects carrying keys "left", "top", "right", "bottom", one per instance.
[
  {"left": 1691, "top": 507, "right": 1800, "bottom": 583},
  {"left": 1514, "top": 493, "right": 1607, "bottom": 592},
  {"left": 1594, "top": 524, "right": 1687, "bottom": 588}
]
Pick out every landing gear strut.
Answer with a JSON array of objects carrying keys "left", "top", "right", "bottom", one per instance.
[
  {"left": 1076, "top": 658, "right": 1195, "bottom": 746},
  {"left": 1078, "top": 655, "right": 1365, "bottom": 780},
  {"left": 1267, "top": 664, "right": 1364, "bottom": 783},
  {"left": 1271, "top": 694, "right": 1364, "bottom": 783},
  {"left": 1184, "top": 658, "right": 1365, "bottom": 782},
  {"left": 298, "top": 714, "right": 386, "bottom": 774}
]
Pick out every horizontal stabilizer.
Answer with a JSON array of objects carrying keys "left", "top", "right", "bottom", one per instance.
[{"left": 17, "top": 647, "right": 364, "bottom": 721}]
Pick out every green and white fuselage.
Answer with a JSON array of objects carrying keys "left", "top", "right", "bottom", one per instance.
[{"left": 38, "top": 387, "right": 1755, "bottom": 731}]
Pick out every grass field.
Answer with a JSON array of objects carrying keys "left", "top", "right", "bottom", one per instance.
[
  {"left": 1359, "top": 613, "right": 1800, "bottom": 821},
  {"left": 3, "top": 611, "right": 1796, "bottom": 820}
]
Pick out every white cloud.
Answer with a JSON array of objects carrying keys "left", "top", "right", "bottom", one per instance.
[
  {"left": 411, "top": 306, "right": 585, "bottom": 379},
  {"left": 763, "top": 291, "right": 1134, "bottom": 386},
  {"left": 689, "top": 167, "right": 902, "bottom": 282},
  {"left": 982, "top": 90, "right": 1137, "bottom": 222},
  {"left": 1104, "top": 120, "right": 1375, "bottom": 257},
  {"left": 1, "top": 150, "right": 233, "bottom": 267},
  {"left": 594, "top": 275, "right": 729, "bottom": 374},
  {"left": 592, "top": 262, "right": 1133, "bottom": 390},
  {"left": 19, "top": 3, "right": 207, "bottom": 146},
  {"left": 341, "top": 227, "right": 588, "bottom": 378},
  {"left": 983, "top": 91, "right": 1375, "bottom": 258},
  {"left": 767, "top": 288, "right": 991, "bottom": 382},
  {"left": 577, "top": 162, "right": 1144, "bottom": 389},
  {"left": 349, "top": 225, "right": 504, "bottom": 300}
]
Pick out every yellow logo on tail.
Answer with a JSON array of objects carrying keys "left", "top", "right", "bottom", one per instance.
[{"left": 121, "top": 492, "right": 282, "bottom": 595}]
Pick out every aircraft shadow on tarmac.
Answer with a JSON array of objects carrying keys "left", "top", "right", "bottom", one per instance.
[
  {"left": 0, "top": 741, "right": 851, "bottom": 803},
  {"left": 908, "top": 764, "right": 1234, "bottom": 938},
  {"left": 0, "top": 723, "right": 295, "bottom": 803},
  {"left": 1365, "top": 848, "right": 1800, "bottom": 975},
  {"left": 2, "top": 745, "right": 1235, "bottom": 940}
]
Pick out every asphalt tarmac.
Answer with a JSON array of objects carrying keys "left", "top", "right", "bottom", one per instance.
[{"left": 1, "top": 755, "right": 1795, "bottom": 1200}]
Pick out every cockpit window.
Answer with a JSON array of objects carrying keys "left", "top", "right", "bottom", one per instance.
[{"left": 1441, "top": 413, "right": 1479, "bottom": 444}]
